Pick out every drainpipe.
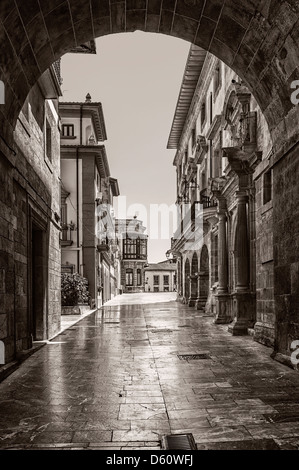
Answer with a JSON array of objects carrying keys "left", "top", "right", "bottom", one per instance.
[
  {"left": 210, "top": 139, "right": 213, "bottom": 179},
  {"left": 77, "top": 104, "right": 83, "bottom": 273},
  {"left": 80, "top": 104, "right": 83, "bottom": 146},
  {"left": 76, "top": 146, "right": 80, "bottom": 273}
]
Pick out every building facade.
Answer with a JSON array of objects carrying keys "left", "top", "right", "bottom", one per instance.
[
  {"left": 0, "top": 64, "right": 62, "bottom": 362},
  {"left": 116, "top": 218, "right": 148, "bottom": 293},
  {"left": 60, "top": 95, "right": 120, "bottom": 308},
  {"left": 144, "top": 261, "right": 177, "bottom": 292},
  {"left": 169, "top": 46, "right": 274, "bottom": 345}
]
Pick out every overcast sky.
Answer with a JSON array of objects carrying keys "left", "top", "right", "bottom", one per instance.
[{"left": 61, "top": 32, "right": 190, "bottom": 263}]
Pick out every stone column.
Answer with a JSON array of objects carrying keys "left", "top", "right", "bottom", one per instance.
[
  {"left": 218, "top": 212, "right": 228, "bottom": 293},
  {"left": 228, "top": 192, "right": 254, "bottom": 335},
  {"left": 235, "top": 193, "right": 249, "bottom": 291},
  {"left": 215, "top": 207, "right": 230, "bottom": 324}
]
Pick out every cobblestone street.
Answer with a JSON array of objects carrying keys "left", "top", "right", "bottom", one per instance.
[{"left": 1, "top": 293, "right": 299, "bottom": 450}]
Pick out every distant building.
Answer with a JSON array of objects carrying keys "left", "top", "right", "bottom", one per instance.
[
  {"left": 60, "top": 94, "right": 120, "bottom": 308},
  {"left": 115, "top": 218, "right": 148, "bottom": 293},
  {"left": 144, "top": 261, "right": 177, "bottom": 292}
]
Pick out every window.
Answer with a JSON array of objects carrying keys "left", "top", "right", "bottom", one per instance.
[
  {"left": 62, "top": 124, "right": 74, "bottom": 137},
  {"left": 201, "top": 101, "right": 206, "bottom": 129},
  {"left": 164, "top": 287, "right": 169, "bottom": 292},
  {"left": 45, "top": 119, "right": 52, "bottom": 162},
  {"left": 137, "top": 269, "right": 142, "bottom": 286},
  {"left": 191, "top": 126, "right": 196, "bottom": 150},
  {"left": 163, "top": 275, "right": 169, "bottom": 286},
  {"left": 263, "top": 170, "right": 272, "bottom": 205},
  {"left": 123, "top": 235, "right": 147, "bottom": 260},
  {"left": 214, "top": 62, "right": 221, "bottom": 95},
  {"left": 154, "top": 286, "right": 159, "bottom": 292},
  {"left": 153, "top": 275, "right": 159, "bottom": 286},
  {"left": 126, "top": 269, "right": 133, "bottom": 286}
]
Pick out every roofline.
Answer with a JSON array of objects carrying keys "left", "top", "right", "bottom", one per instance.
[
  {"left": 59, "top": 101, "right": 107, "bottom": 141},
  {"left": 60, "top": 144, "right": 110, "bottom": 178},
  {"left": 167, "top": 45, "right": 207, "bottom": 152}
]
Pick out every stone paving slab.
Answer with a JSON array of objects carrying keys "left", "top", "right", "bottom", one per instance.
[{"left": 1, "top": 293, "right": 299, "bottom": 450}]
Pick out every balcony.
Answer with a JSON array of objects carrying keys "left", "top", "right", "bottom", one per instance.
[
  {"left": 97, "top": 239, "right": 110, "bottom": 252},
  {"left": 173, "top": 196, "right": 217, "bottom": 244},
  {"left": 123, "top": 253, "right": 147, "bottom": 261},
  {"left": 60, "top": 223, "right": 75, "bottom": 247}
]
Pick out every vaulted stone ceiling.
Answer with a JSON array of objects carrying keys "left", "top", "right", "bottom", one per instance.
[{"left": 0, "top": 0, "right": 298, "bottom": 152}]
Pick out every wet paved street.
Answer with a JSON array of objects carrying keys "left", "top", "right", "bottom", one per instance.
[{"left": 1, "top": 293, "right": 299, "bottom": 450}]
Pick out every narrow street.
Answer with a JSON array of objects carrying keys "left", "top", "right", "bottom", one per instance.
[{"left": 1, "top": 293, "right": 299, "bottom": 450}]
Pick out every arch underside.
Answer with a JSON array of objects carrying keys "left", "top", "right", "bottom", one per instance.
[{"left": 0, "top": 0, "right": 298, "bottom": 142}]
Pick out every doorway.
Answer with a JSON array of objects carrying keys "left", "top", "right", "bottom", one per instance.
[{"left": 30, "top": 223, "right": 47, "bottom": 341}]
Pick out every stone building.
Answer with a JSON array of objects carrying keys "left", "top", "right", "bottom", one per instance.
[
  {"left": 144, "top": 261, "right": 177, "bottom": 293},
  {"left": 0, "top": 1, "right": 297, "bottom": 368},
  {"left": 0, "top": 64, "right": 62, "bottom": 363},
  {"left": 60, "top": 95, "right": 120, "bottom": 308},
  {"left": 169, "top": 45, "right": 275, "bottom": 345},
  {"left": 115, "top": 218, "right": 148, "bottom": 293}
]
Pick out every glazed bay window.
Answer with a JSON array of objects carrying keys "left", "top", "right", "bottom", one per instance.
[
  {"left": 123, "top": 235, "right": 147, "bottom": 260},
  {"left": 153, "top": 275, "right": 159, "bottom": 286},
  {"left": 163, "top": 275, "right": 169, "bottom": 286}
]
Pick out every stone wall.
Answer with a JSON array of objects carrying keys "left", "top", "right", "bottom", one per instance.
[
  {"left": 254, "top": 161, "right": 275, "bottom": 347},
  {"left": 273, "top": 144, "right": 299, "bottom": 362},
  {"left": 0, "top": 81, "right": 61, "bottom": 363}
]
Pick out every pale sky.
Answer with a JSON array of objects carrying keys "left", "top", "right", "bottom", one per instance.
[{"left": 61, "top": 32, "right": 190, "bottom": 263}]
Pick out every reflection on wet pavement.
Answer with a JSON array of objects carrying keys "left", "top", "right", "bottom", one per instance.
[{"left": 1, "top": 293, "right": 299, "bottom": 450}]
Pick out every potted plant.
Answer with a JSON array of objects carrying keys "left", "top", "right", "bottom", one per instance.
[{"left": 61, "top": 273, "right": 90, "bottom": 314}]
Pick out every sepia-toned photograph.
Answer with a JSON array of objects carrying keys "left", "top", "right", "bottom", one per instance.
[{"left": 0, "top": 0, "right": 298, "bottom": 457}]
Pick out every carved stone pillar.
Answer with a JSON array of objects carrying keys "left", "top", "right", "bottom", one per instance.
[
  {"left": 235, "top": 192, "right": 250, "bottom": 291},
  {"left": 228, "top": 192, "right": 254, "bottom": 335}
]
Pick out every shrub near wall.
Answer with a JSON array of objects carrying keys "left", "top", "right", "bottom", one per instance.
[{"left": 61, "top": 273, "right": 90, "bottom": 314}]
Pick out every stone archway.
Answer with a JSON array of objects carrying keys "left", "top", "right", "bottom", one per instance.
[
  {"left": 0, "top": 0, "right": 297, "bottom": 364},
  {"left": 0, "top": 0, "right": 298, "bottom": 145},
  {"left": 184, "top": 258, "right": 190, "bottom": 303}
]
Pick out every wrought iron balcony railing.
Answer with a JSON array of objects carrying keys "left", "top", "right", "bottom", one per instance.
[{"left": 173, "top": 198, "right": 217, "bottom": 242}]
